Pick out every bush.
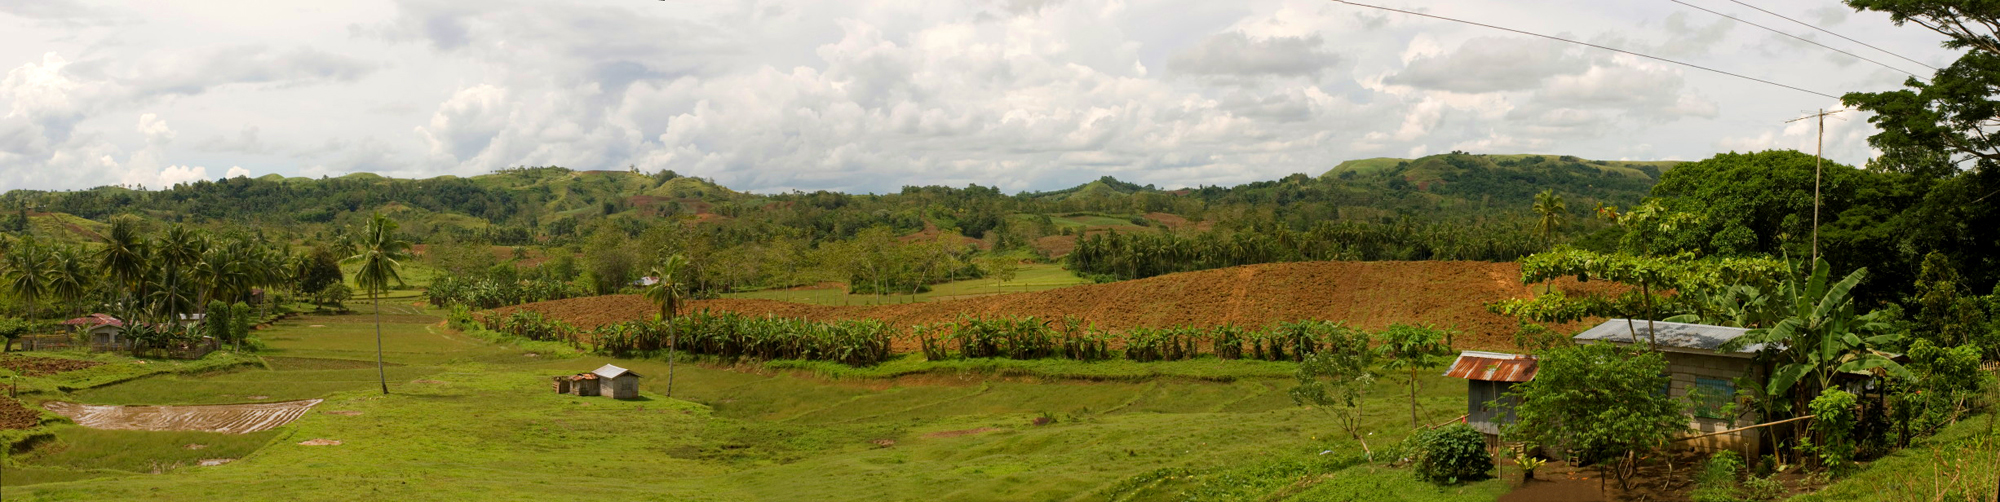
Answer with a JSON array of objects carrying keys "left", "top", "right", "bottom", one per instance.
[
  {"left": 1409, "top": 423, "right": 1492, "bottom": 484},
  {"left": 1691, "top": 451, "right": 1745, "bottom": 502},
  {"left": 1809, "top": 389, "right": 1859, "bottom": 470},
  {"left": 1741, "top": 474, "right": 1785, "bottom": 501}
]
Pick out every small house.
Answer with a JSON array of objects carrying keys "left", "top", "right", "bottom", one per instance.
[
  {"left": 1575, "top": 319, "right": 1767, "bottom": 457},
  {"left": 592, "top": 364, "right": 640, "bottom": 399},
  {"left": 1442, "top": 350, "right": 1537, "bottom": 437},
  {"left": 61, "top": 314, "right": 126, "bottom": 348}
]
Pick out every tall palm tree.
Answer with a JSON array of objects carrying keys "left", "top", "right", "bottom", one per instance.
[
  {"left": 46, "top": 245, "right": 92, "bottom": 318},
  {"left": 153, "top": 225, "right": 204, "bottom": 325},
  {"left": 2, "top": 239, "right": 51, "bottom": 351},
  {"left": 643, "top": 254, "right": 690, "bottom": 397},
  {"left": 346, "top": 213, "right": 411, "bottom": 394},
  {"left": 1532, "top": 189, "right": 1567, "bottom": 248},
  {"left": 97, "top": 216, "right": 150, "bottom": 318}
]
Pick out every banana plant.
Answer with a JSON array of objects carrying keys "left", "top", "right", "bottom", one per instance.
[{"left": 1723, "top": 259, "right": 1912, "bottom": 401}]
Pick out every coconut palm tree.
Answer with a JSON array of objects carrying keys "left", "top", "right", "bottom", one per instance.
[
  {"left": 1532, "top": 189, "right": 1567, "bottom": 248},
  {"left": 643, "top": 254, "right": 691, "bottom": 397},
  {"left": 46, "top": 245, "right": 92, "bottom": 318},
  {"left": 97, "top": 216, "right": 150, "bottom": 318},
  {"left": 1, "top": 239, "right": 50, "bottom": 351},
  {"left": 346, "top": 212, "right": 412, "bottom": 394}
]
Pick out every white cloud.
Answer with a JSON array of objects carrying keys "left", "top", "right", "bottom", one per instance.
[
  {"left": 226, "top": 166, "right": 250, "bottom": 178},
  {"left": 0, "top": 0, "right": 1963, "bottom": 192}
]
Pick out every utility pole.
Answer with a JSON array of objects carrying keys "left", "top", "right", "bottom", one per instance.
[{"left": 1786, "top": 109, "right": 1842, "bottom": 265}]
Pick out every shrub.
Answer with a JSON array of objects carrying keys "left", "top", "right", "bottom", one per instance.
[
  {"left": 1809, "top": 388, "right": 1859, "bottom": 470},
  {"left": 1409, "top": 423, "right": 1492, "bottom": 484},
  {"left": 1741, "top": 474, "right": 1785, "bottom": 501},
  {"left": 1691, "top": 451, "right": 1745, "bottom": 502}
]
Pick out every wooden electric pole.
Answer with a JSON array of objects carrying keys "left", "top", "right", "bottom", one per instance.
[{"left": 1786, "top": 109, "right": 1843, "bottom": 265}]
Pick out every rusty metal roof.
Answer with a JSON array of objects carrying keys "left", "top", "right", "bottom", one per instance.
[{"left": 1442, "top": 350, "right": 1538, "bottom": 382}]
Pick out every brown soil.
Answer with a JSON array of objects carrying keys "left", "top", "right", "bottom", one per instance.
[
  {"left": 1033, "top": 235, "right": 1078, "bottom": 257},
  {"left": 197, "top": 458, "right": 235, "bottom": 466},
  {"left": 1499, "top": 453, "right": 1825, "bottom": 502},
  {"left": 43, "top": 399, "right": 322, "bottom": 434},
  {"left": 495, "top": 261, "right": 1608, "bottom": 350},
  {"left": 0, "top": 395, "right": 39, "bottom": 430},
  {"left": 0, "top": 354, "right": 105, "bottom": 377},
  {"left": 924, "top": 427, "right": 998, "bottom": 438},
  {"left": 297, "top": 438, "right": 342, "bottom": 446},
  {"left": 322, "top": 410, "right": 363, "bottom": 416}
]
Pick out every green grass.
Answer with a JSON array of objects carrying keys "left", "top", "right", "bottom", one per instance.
[
  {"left": 724, "top": 263, "right": 1090, "bottom": 305},
  {"left": 1788, "top": 413, "right": 2000, "bottom": 501},
  {"left": 5, "top": 298, "right": 1496, "bottom": 501}
]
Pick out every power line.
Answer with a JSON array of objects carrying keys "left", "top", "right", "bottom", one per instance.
[
  {"left": 1672, "top": 0, "right": 1925, "bottom": 80},
  {"left": 1329, "top": 0, "right": 1840, "bottom": 99},
  {"left": 1720, "top": 0, "right": 1939, "bottom": 71}
]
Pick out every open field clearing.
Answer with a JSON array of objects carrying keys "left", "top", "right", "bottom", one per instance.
[
  {"left": 724, "top": 263, "right": 1090, "bottom": 306},
  {"left": 2, "top": 292, "right": 1516, "bottom": 501},
  {"left": 508, "top": 261, "right": 1616, "bottom": 349},
  {"left": 43, "top": 400, "right": 322, "bottom": 434}
]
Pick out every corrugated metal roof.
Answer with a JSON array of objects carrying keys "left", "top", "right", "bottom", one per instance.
[
  {"left": 1574, "top": 319, "right": 1763, "bottom": 354},
  {"left": 1443, "top": 351, "right": 1538, "bottom": 382},
  {"left": 593, "top": 364, "right": 638, "bottom": 379},
  {"left": 61, "top": 313, "right": 123, "bottom": 328}
]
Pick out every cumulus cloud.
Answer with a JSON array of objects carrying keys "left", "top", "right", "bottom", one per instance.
[
  {"left": 123, "top": 46, "right": 377, "bottom": 97},
  {"left": 1169, "top": 32, "right": 1341, "bottom": 78}
]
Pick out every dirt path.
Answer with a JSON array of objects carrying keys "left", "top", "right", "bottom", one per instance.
[{"left": 44, "top": 399, "right": 323, "bottom": 434}]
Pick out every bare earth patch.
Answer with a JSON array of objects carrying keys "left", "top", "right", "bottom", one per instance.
[
  {"left": 0, "top": 354, "right": 104, "bottom": 376},
  {"left": 322, "top": 410, "right": 362, "bottom": 416},
  {"left": 182, "top": 444, "right": 207, "bottom": 450},
  {"left": 198, "top": 458, "right": 235, "bottom": 466},
  {"left": 43, "top": 399, "right": 322, "bottom": 434},
  {"left": 923, "top": 427, "right": 997, "bottom": 439},
  {"left": 411, "top": 379, "right": 447, "bottom": 385},
  {"left": 297, "top": 439, "right": 341, "bottom": 446}
]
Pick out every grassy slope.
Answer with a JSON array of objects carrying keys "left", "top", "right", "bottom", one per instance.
[
  {"left": 3, "top": 297, "right": 1502, "bottom": 501},
  {"left": 1789, "top": 413, "right": 2000, "bottom": 501},
  {"left": 724, "top": 263, "right": 1091, "bottom": 306}
]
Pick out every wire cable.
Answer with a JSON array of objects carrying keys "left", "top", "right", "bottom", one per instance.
[
  {"left": 1721, "top": 0, "right": 1939, "bottom": 71},
  {"left": 1329, "top": 0, "right": 1841, "bottom": 99},
  {"left": 1672, "top": 0, "right": 1925, "bottom": 80}
]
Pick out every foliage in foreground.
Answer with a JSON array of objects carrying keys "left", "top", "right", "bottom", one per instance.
[
  {"left": 1506, "top": 342, "right": 1687, "bottom": 490},
  {"left": 1407, "top": 423, "right": 1491, "bottom": 484}
]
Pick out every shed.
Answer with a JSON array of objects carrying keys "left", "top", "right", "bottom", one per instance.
[
  {"left": 568, "top": 373, "right": 600, "bottom": 396},
  {"left": 1442, "top": 351, "right": 1537, "bottom": 435},
  {"left": 1575, "top": 319, "right": 1767, "bottom": 457},
  {"left": 592, "top": 364, "right": 641, "bottom": 399}
]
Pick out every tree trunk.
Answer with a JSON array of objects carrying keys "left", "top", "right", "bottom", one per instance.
[
  {"left": 1409, "top": 367, "right": 1420, "bottom": 429},
  {"left": 375, "top": 291, "right": 387, "bottom": 394}
]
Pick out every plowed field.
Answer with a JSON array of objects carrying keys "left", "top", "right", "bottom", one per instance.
[
  {"left": 44, "top": 399, "right": 323, "bottom": 434},
  {"left": 0, "top": 354, "right": 105, "bottom": 376},
  {"left": 1, "top": 395, "right": 38, "bottom": 430},
  {"left": 496, "top": 261, "right": 1615, "bottom": 349}
]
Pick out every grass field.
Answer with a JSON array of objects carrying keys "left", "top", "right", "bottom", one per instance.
[
  {"left": 724, "top": 263, "right": 1091, "bottom": 306},
  {"left": 2, "top": 289, "right": 1954, "bottom": 501},
  {"left": 0, "top": 294, "right": 1511, "bottom": 501}
]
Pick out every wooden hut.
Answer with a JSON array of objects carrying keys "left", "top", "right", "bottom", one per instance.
[
  {"left": 592, "top": 364, "right": 641, "bottom": 399},
  {"left": 1575, "top": 319, "right": 1767, "bottom": 457},
  {"left": 1442, "top": 350, "right": 1537, "bottom": 437},
  {"left": 568, "top": 373, "right": 601, "bottom": 396}
]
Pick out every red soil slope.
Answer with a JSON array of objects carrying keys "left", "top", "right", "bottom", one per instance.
[{"left": 494, "top": 261, "right": 1611, "bottom": 350}]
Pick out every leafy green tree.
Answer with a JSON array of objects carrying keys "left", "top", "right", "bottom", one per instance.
[
  {"left": 1808, "top": 388, "right": 1858, "bottom": 470},
  {"left": 1288, "top": 327, "right": 1376, "bottom": 458},
  {"left": 1375, "top": 323, "right": 1454, "bottom": 429},
  {"left": 0, "top": 317, "right": 43, "bottom": 352},
  {"left": 582, "top": 224, "right": 635, "bottom": 295},
  {"left": 1409, "top": 423, "right": 1493, "bottom": 484},
  {"left": 1532, "top": 189, "right": 1567, "bottom": 248},
  {"left": 979, "top": 255, "right": 1020, "bottom": 295},
  {"left": 643, "top": 254, "right": 691, "bottom": 397},
  {"left": 230, "top": 302, "right": 254, "bottom": 351},
  {"left": 96, "top": 216, "right": 150, "bottom": 315},
  {"left": 1506, "top": 343, "right": 1688, "bottom": 490},
  {"left": 346, "top": 212, "right": 412, "bottom": 394},
  {"left": 1911, "top": 251, "right": 1991, "bottom": 355},
  {"left": 205, "top": 300, "right": 233, "bottom": 345},
  {"left": 295, "top": 247, "right": 344, "bottom": 299}
]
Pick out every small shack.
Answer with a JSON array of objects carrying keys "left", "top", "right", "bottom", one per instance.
[
  {"left": 550, "top": 364, "right": 641, "bottom": 399},
  {"left": 62, "top": 314, "right": 127, "bottom": 349},
  {"left": 592, "top": 364, "right": 641, "bottom": 399},
  {"left": 1575, "top": 319, "right": 1767, "bottom": 457},
  {"left": 1442, "top": 350, "right": 1537, "bottom": 436}
]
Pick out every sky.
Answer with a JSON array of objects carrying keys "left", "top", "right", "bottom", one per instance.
[{"left": 0, "top": 0, "right": 1960, "bottom": 194}]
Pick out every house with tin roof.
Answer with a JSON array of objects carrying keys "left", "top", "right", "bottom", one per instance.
[{"left": 1575, "top": 319, "right": 1767, "bottom": 457}]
